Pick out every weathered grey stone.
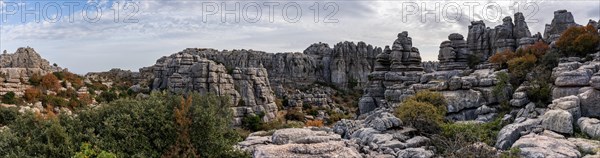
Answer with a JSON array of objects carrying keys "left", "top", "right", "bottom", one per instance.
[
  {"left": 396, "top": 148, "right": 434, "bottom": 158},
  {"left": 568, "top": 138, "right": 600, "bottom": 156},
  {"left": 253, "top": 141, "right": 361, "bottom": 158},
  {"left": 579, "top": 89, "right": 600, "bottom": 118},
  {"left": 271, "top": 128, "right": 341, "bottom": 145},
  {"left": 442, "top": 89, "right": 486, "bottom": 113},
  {"left": 591, "top": 73, "right": 600, "bottom": 90},
  {"left": 541, "top": 109, "right": 573, "bottom": 134},
  {"left": 548, "top": 95, "right": 581, "bottom": 121},
  {"left": 578, "top": 117, "right": 600, "bottom": 138},
  {"left": 495, "top": 118, "right": 541, "bottom": 150},
  {"left": 555, "top": 69, "right": 593, "bottom": 87},
  {"left": 553, "top": 87, "right": 583, "bottom": 100},
  {"left": 544, "top": 10, "right": 578, "bottom": 41},
  {"left": 512, "top": 131, "right": 581, "bottom": 158}
]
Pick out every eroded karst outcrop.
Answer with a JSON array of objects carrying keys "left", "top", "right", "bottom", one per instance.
[{"left": 143, "top": 52, "right": 278, "bottom": 124}]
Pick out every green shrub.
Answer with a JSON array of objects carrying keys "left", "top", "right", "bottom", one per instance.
[
  {"left": 467, "top": 54, "right": 482, "bottom": 69},
  {"left": 73, "top": 142, "right": 117, "bottom": 158},
  {"left": 407, "top": 90, "right": 447, "bottom": 114},
  {"left": 0, "top": 92, "right": 248, "bottom": 158},
  {"left": 395, "top": 100, "right": 444, "bottom": 134},
  {"left": 0, "top": 106, "right": 18, "bottom": 126},
  {"left": 242, "top": 113, "right": 263, "bottom": 131},
  {"left": 96, "top": 91, "right": 117, "bottom": 103},
  {"left": 1, "top": 91, "right": 17, "bottom": 104},
  {"left": 431, "top": 118, "right": 504, "bottom": 156},
  {"left": 493, "top": 72, "right": 511, "bottom": 104},
  {"left": 285, "top": 110, "right": 305, "bottom": 121}
]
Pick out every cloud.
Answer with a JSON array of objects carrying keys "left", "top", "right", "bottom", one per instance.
[{"left": 0, "top": 0, "right": 598, "bottom": 73}]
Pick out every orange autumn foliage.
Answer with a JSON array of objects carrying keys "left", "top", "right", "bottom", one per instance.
[
  {"left": 41, "top": 73, "right": 61, "bottom": 91},
  {"left": 556, "top": 24, "right": 600, "bottom": 57},
  {"left": 24, "top": 87, "right": 42, "bottom": 103},
  {"left": 305, "top": 120, "right": 324, "bottom": 127}
]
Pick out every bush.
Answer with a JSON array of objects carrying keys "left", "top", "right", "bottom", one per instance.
[
  {"left": 395, "top": 100, "right": 444, "bottom": 135},
  {"left": 242, "top": 113, "right": 263, "bottom": 131},
  {"left": 407, "top": 90, "right": 447, "bottom": 114},
  {"left": 41, "top": 73, "right": 61, "bottom": 91},
  {"left": 0, "top": 106, "right": 18, "bottom": 126},
  {"left": 73, "top": 143, "right": 117, "bottom": 158},
  {"left": 29, "top": 73, "right": 42, "bottom": 86},
  {"left": 96, "top": 91, "right": 117, "bottom": 103},
  {"left": 527, "top": 67, "right": 553, "bottom": 105},
  {"left": 305, "top": 120, "right": 324, "bottom": 127},
  {"left": 467, "top": 54, "right": 482, "bottom": 69},
  {"left": 431, "top": 118, "right": 504, "bottom": 156},
  {"left": 2, "top": 91, "right": 17, "bottom": 104},
  {"left": 0, "top": 93, "right": 249, "bottom": 158},
  {"left": 556, "top": 25, "right": 600, "bottom": 57},
  {"left": 508, "top": 54, "right": 537, "bottom": 83},
  {"left": 489, "top": 49, "right": 517, "bottom": 68},
  {"left": 285, "top": 110, "right": 305, "bottom": 121},
  {"left": 24, "top": 87, "right": 42, "bottom": 103}
]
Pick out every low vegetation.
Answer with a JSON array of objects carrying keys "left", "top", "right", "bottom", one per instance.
[
  {"left": 556, "top": 25, "right": 600, "bottom": 57},
  {"left": 394, "top": 91, "right": 447, "bottom": 135},
  {"left": 0, "top": 92, "right": 249, "bottom": 158}
]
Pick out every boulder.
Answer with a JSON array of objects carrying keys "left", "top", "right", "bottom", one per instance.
[
  {"left": 578, "top": 117, "right": 600, "bottom": 138},
  {"left": 271, "top": 128, "right": 341, "bottom": 145},
  {"left": 442, "top": 90, "right": 486, "bottom": 113},
  {"left": 495, "top": 118, "right": 541, "bottom": 150},
  {"left": 555, "top": 69, "right": 593, "bottom": 87},
  {"left": 512, "top": 131, "right": 581, "bottom": 158},
  {"left": 253, "top": 141, "right": 361, "bottom": 158},
  {"left": 579, "top": 89, "right": 600, "bottom": 118},
  {"left": 541, "top": 109, "right": 573, "bottom": 134},
  {"left": 396, "top": 148, "right": 434, "bottom": 158}
]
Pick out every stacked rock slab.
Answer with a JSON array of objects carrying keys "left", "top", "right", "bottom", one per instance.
[
  {"left": 390, "top": 31, "right": 423, "bottom": 72},
  {"left": 438, "top": 33, "right": 469, "bottom": 70},
  {"left": 544, "top": 10, "right": 578, "bottom": 42},
  {"left": 177, "top": 41, "right": 381, "bottom": 96},
  {"left": 146, "top": 52, "right": 278, "bottom": 124},
  {"left": 467, "top": 12, "right": 532, "bottom": 61},
  {"left": 0, "top": 47, "right": 61, "bottom": 97},
  {"left": 359, "top": 32, "right": 424, "bottom": 114}
]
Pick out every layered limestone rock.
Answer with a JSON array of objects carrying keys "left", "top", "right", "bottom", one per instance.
[
  {"left": 144, "top": 52, "right": 277, "bottom": 124},
  {"left": 0, "top": 47, "right": 61, "bottom": 97},
  {"left": 467, "top": 12, "right": 532, "bottom": 61},
  {"left": 438, "top": 33, "right": 469, "bottom": 70},
  {"left": 237, "top": 128, "right": 362, "bottom": 158},
  {"left": 179, "top": 41, "right": 381, "bottom": 96},
  {"left": 359, "top": 32, "right": 424, "bottom": 114},
  {"left": 544, "top": 10, "right": 578, "bottom": 42},
  {"left": 512, "top": 131, "right": 581, "bottom": 158},
  {"left": 390, "top": 31, "right": 423, "bottom": 71}
]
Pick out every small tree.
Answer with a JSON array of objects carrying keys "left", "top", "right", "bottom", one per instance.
[
  {"left": 24, "top": 87, "right": 42, "bottom": 103},
  {"left": 556, "top": 25, "right": 600, "bottom": 57},
  {"left": 41, "top": 73, "right": 61, "bottom": 91},
  {"left": 2, "top": 91, "right": 17, "bottom": 104}
]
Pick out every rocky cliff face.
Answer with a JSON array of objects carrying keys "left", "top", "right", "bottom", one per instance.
[
  {"left": 544, "top": 10, "right": 578, "bottom": 42},
  {"left": 177, "top": 41, "right": 381, "bottom": 96},
  {"left": 0, "top": 47, "right": 61, "bottom": 97},
  {"left": 467, "top": 13, "right": 532, "bottom": 61},
  {"left": 142, "top": 52, "right": 278, "bottom": 124}
]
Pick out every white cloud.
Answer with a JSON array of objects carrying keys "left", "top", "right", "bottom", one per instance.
[{"left": 0, "top": 0, "right": 598, "bottom": 73}]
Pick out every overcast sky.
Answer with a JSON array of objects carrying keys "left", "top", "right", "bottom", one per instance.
[{"left": 0, "top": 0, "right": 598, "bottom": 74}]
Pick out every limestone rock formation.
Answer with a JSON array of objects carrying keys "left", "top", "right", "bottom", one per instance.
[
  {"left": 544, "top": 10, "right": 578, "bottom": 42},
  {"left": 144, "top": 52, "right": 278, "bottom": 124},
  {"left": 438, "top": 33, "right": 469, "bottom": 70},
  {"left": 0, "top": 47, "right": 61, "bottom": 97},
  {"left": 467, "top": 12, "right": 532, "bottom": 61},
  {"left": 390, "top": 31, "right": 424, "bottom": 71},
  {"left": 359, "top": 32, "right": 425, "bottom": 114},
  {"left": 237, "top": 128, "right": 362, "bottom": 158}
]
